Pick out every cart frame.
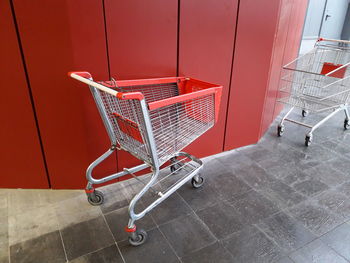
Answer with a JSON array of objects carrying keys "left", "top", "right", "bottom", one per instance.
[
  {"left": 69, "top": 71, "right": 222, "bottom": 246},
  {"left": 277, "top": 38, "right": 350, "bottom": 146}
]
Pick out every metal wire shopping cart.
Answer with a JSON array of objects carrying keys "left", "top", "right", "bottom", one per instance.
[
  {"left": 69, "top": 71, "right": 222, "bottom": 246},
  {"left": 277, "top": 38, "right": 350, "bottom": 146}
]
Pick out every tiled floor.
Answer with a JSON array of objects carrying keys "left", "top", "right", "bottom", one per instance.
[{"left": 2, "top": 108, "right": 350, "bottom": 263}]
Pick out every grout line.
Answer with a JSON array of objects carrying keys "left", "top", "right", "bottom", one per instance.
[
  {"left": 58, "top": 230, "right": 68, "bottom": 262},
  {"left": 157, "top": 226, "right": 183, "bottom": 263},
  {"left": 101, "top": 212, "right": 126, "bottom": 263}
]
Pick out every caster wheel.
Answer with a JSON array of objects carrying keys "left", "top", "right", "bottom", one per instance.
[
  {"left": 344, "top": 119, "right": 350, "bottom": 130},
  {"left": 277, "top": 125, "right": 285, "bottom": 137},
  {"left": 128, "top": 229, "right": 148, "bottom": 246},
  {"left": 170, "top": 157, "right": 184, "bottom": 173},
  {"left": 87, "top": 190, "right": 104, "bottom": 206},
  {"left": 305, "top": 135, "right": 312, "bottom": 147},
  {"left": 302, "top": 110, "right": 308, "bottom": 117},
  {"left": 191, "top": 176, "right": 205, "bottom": 189}
]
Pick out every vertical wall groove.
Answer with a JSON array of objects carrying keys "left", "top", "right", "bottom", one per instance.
[{"left": 9, "top": 0, "right": 51, "bottom": 187}]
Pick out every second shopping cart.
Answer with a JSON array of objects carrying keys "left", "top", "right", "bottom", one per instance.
[{"left": 277, "top": 38, "right": 350, "bottom": 146}]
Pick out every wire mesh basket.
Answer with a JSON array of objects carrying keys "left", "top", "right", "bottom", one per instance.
[
  {"left": 97, "top": 77, "right": 221, "bottom": 165},
  {"left": 278, "top": 39, "right": 350, "bottom": 113}
]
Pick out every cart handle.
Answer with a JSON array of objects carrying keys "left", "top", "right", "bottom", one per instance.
[
  {"left": 317, "top": 38, "right": 350, "bottom": 44},
  {"left": 68, "top": 71, "right": 144, "bottom": 100}
]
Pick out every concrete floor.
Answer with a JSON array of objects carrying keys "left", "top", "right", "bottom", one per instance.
[{"left": 2, "top": 108, "right": 350, "bottom": 263}]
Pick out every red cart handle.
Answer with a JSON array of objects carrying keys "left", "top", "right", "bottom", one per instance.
[
  {"left": 317, "top": 38, "right": 350, "bottom": 44},
  {"left": 68, "top": 71, "right": 144, "bottom": 100}
]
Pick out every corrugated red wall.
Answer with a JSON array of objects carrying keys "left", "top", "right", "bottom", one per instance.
[{"left": 1, "top": 0, "right": 307, "bottom": 189}]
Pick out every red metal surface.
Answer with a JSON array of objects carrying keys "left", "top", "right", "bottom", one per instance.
[
  {"left": 104, "top": 0, "right": 178, "bottom": 175},
  {"left": 260, "top": 0, "right": 294, "bottom": 136},
  {"left": 273, "top": 0, "right": 308, "bottom": 119},
  {"left": 179, "top": 0, "right": 239, "bottom": 157},
  {"left": 320, "top": 63, "right": 346, "bottom": 78},
  {"left": 13, "top": 0, "right": 115, "bottom": 189},
  {"left": 0, "top": 0, "right": 48, "bottom": 188},
  {"left": 225, "top": 0, "right": 282, "bottom": 150}
]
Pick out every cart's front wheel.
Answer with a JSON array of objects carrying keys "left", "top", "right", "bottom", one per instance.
[
  {"left": 192, "top": 176, "right": 204, "bottom": 189},
  {"left": 344, "top": 119, "right": 350, "bottom": 130},
  {"left": 305, "top": 135, "right": 312, "bottom": 147},
  {"left": 87, "top": 190, "right": 104, "bottom": 206},
  {"left": 128, "top": 229, "right": 148, "bottom": 246},
  {"left": 277, "top": 125, "right": 285, "bottom": 137},
  {"left": 302, "top": 110, "right": 308, "bottom": 117}
]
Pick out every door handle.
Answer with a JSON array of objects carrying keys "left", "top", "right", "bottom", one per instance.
[{"left": 325, "top": 14, "right": 331, "bottom": 21}]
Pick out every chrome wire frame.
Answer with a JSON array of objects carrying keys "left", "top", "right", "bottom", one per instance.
[
  {"left": 86, "top": 84, "right": 203, "bottom": 230},
  {"left": 279, "top": 105, "right": 350, "bottom": 139}
]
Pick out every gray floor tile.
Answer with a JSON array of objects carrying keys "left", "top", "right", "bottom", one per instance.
[
  {"left": 177, "top": 181, "right": 219, "bottom": 211},
  {"left": 148, "top": 193, "right": 192, "bottom": 226},
  {"left": 287, "top": 200, "right": 344, "bottom": 236},
  {"left": 277, "top": 257, "right": 295, "bottom": 263},
  {"left": 8, "top": 204, "right": 59, "bottom": 246},
  {"left": 181, "top": 242, "right": 234, "bottom": 263},
  {"left": 316, "top": 190, "right": 350, "bottom": 221},
  {"left": 105, "top": 206, "right": 156, "bottom": 242},
  {"left": 338, "top": 181, "right": 350, "bottom": 196},
  {"left": 207, "top": 172, "right": 251, "bottom": 201},
  {"left": 228, "top": 190, "right": 280, "bottom": 225},
  {"left": 216, "top": 150, "right": 254, "bottom": 170},
  {"left": 322, "top": 140, "right": 350, "bottom": 156},
  {"left": 69, "top": 245, "right": 123, "bottom": 263},
  {"left": 320, "top": 223, "right": 350, "bottom": 261},
  {"left": 0, "top": 216, "right": 8, "bottom": 263},
  {"left": 201, "top": 158, "right": 236, "bottom": 177},
  {"left": 54, "top": 195, "right": 102, "bottom": 229},
  {"left": 289, "top": 239, "right": 348, "bottom": 263},
  {"left": 222, "top": 226, "right": 284, "bottom": 263},
  {"left": 292, "top": 177, "right": 329, "bottom": 197},
  {"left": 234, "top": 163, "right": 278, "bottom": 189},
  {"left": 10, "top": 231, "right": 66, "bottom": 263},
  {"left": 305, "top": 164, "right": 349, "bottom": 187},
  {"left": 100, "top": 183, "right": 130, "bottom": 214},
  {"left": 118, "top": 228, "right": 180, "bottom": 263},
  {"left": 327, "top": 157, "right": 350, "bottom": 175},
  {"left": 159, "top": 213, "right": 216, "bottom": 257},
  {"left": 259, "top": 180, "right": 306, "bottom": 209},
  {"left": 257, "top": 212, "right": 315, "bottom": 253},
  {"left": 61, "top": 216, "right": 114, "bottom": 260},
  {"left": 196, "top": 201, "right": 244, "bottom": 239}
]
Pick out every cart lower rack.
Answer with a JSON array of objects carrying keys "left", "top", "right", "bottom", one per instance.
[
  {"left": 69, "top": 71, "right": 222, "bottom": 246},
  {"left": 277, "top": 38, "right": 350, "bottom": 146}
]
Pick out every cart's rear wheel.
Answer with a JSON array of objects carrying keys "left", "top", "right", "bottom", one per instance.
[
  {"left": 87, "top": 190, "right": 104, "bottom": 206},
  {"left": 302, "top": 110, "right": 308, "bottom": 117},
  {"left": 192, "top": 176, "right": 204, "bottom": 189},
  {"left": 128, "top": 229, "right": 148, "bottom": 246},
  {"left": 305, "top": 135, "right": 312, "bottom": 147},
  {"left": 170, "top": 157, "right": 184, "bottom": 174},
  {"left": 344, "top": 119, "right": 350, "bottom": 130},
  {"left": 277, "top": 125, "right": 284, "bottom": 137}
]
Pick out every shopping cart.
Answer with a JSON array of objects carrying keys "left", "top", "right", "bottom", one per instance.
[
  {"left": 277, "top": 38, "right": 350, "bottom": 146},
  {"left": 69, "top": 71, "right": 222, "bottom": 246}
]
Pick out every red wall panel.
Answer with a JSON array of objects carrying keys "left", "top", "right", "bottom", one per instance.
[
  {"left": 0, "top": 0, "right": 48, "bottom": 188},
  {"left": 179, "top": 0, "right": 239, "bottom": 158},
  {"left": 105, "top": 0, "right": 178, "bottom": 174},
  {"left": 260, "top": 0, "right": 293, "bottom": 135},
  {"left": 12, "top": 0, "right": 114, "bottom": 189},
  {"left": 273, "top": 0, "right": 308, "bottom": 119},
  {"left": 224, "top": 0, "right": 282, "bottom": 150}
]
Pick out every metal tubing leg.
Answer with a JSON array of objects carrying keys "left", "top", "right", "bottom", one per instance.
[
  {"left": 280, "top": 107, "right": 295, "bottom": 125},
  {"left": 344, "top": 107, "right": 350, "bottom": 121},
  {"left": 308, "top": 107, "right": 344, "bottom": 135}
]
